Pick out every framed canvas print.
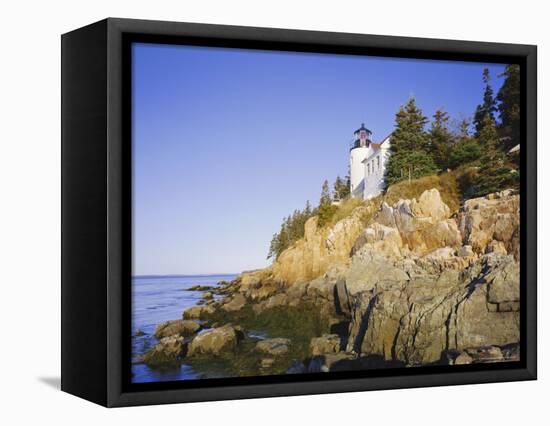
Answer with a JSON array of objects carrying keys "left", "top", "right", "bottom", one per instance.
[{"left": 61, "top": 18, "right": 537, "bottom": 407}]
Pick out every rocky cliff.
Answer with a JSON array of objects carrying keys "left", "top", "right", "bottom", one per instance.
[
  {"left": 228, "top": 188, "right": 520, "bottom": 369},
  {"left": 143, "top": 188, "right": 520, "bottom": 376}
]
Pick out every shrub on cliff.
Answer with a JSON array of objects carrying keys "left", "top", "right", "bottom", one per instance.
[
  {"left": 267, "top": 202, "right": 315, "bottom": 260},
  {"left": 316, "top": 203, "right": 339, "bottom": 228},
  {"left": 268, "top": 177, "right": 358, "bottom": 259},
  {"left": 457, "top": 165, "right": 519, "bottom": 199},
  {"left": 384, "top": 172, "right": 461, "bottom": 213},
  {"left": 327, "top": 198, "right": 365, "bottom": 226}
]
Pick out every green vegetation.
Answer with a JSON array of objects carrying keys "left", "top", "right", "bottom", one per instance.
[
  {"left": 473, "top": 68, "right": 498, "bottom": 136},
  {"left": 333, "top": 175, "right": 350, "bottom": 200},
  {"left": 316, "top": 203, "right": 339, "bottom": 228},
  {"left": 428, "top": 109, "right": 455, "bottom": 170},
  {"left": 497, "top": 65, "right": 521, "bottom": 151},
  {"left": 267, "top": 199, "right": 315, "bottom": 260},
  {"left": 327, "top": 197, "right": 365, "bottom": 225},
  {"left": 186, "top": 304, "right": 330, "bottom": 377},
  {"left": 386, "top": 98, "right": 438, "bottom": 184},
  {"left": 385, "top": 66, "right": 520, "bottom": 198},
  {"left": 317, "top": 179, "right": 339, "bottom": 227},
  {"left": 457, "top": 164, "right": 519, "bottom": 200},
  {"left": 141, "top": 348, "right": 181, "bottom": 369},
  {"left": 268, "top": 65, "right": 520, "bottom": 260},
  {"left": 267, "top": 176, "right": 354, "bottom": 259},
  {"left": 384, "top": 172, "right": 461, "bottom": 213},
  {"left": 448, "top": 138, "right": 482, "bottom": 169}
]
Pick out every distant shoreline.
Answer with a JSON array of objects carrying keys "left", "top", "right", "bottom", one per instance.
[{"left": 133, "top": 273, "right": 237, "bottom": 279}]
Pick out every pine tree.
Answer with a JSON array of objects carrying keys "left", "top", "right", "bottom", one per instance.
[
  {"left": 456, "top": 118, "right": 471, "bottom": 141},
  {"left": 497, "top": 64, "right": 520, "bottom": 151},
  {"left": 449, "top": 141, "right": 481, "bottom": 170},
  {"left": 455, "top": 68, "right": 519, "bottom": 198},
  {"left": 391, "top": 97, "right": 430, "bottom": 152},
  {"left": 333, "top": 175, "right": 350, "bottom": 200},
  {"left": 317, "top": 179, "right": 338, "bottom": 227},
  {"left": 386, "top": 97, "right": 437, "bottom": 184},
  {"left": 448, "top": 117, "right": 482, "bottom": 169},
  {"left": 304, "top": 200, "right": 312, "bottom": 215},
  {"left": 386, "top": 151, "right": 438, "bottom": 184},
  {"left": 428, "top": 109, "right": 454, "bottom": 170},
  {"left": 467, "top": 114, "right": 518, "bottom": 197},
  {"left": 267, "top": 200, "right": 316, "bottom": 259},
  {"left": 320, "top": 179, "right": 332, "bottom": 205},
  {"left": 333, "top": 176, "right": 343, "bottom": 200},
  {"left": 473, "top": 68, "right": 498, "bottom": 136}
]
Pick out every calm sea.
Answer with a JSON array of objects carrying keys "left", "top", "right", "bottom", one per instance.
[{"left": 131, "top": 274, "right": 236, "bottom": 383}]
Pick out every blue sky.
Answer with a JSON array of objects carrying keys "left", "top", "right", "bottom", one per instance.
[{"left": 132, "top": 42, "right": 507, "bottom": 275}]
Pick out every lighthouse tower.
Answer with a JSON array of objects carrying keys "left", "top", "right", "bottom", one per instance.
[{"left": 349, "top": 123, "right": 372, "bottom": 197}]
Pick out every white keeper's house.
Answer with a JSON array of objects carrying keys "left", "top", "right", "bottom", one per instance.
[{"left": 349, "top": 123, "right": 392, "bottom": 200}]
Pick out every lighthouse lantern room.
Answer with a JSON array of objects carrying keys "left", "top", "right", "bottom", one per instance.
[
  {"left": 353, "top": 123, "right": 372, "bottom": 148},
  {"left": 349, "top": 123, "right": 372, "bottom": 197}
]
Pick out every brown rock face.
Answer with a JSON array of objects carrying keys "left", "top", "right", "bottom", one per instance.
[
  {"left": 268, "top": 200, "right": 380, "bottom": 286},
  {"left": 351, "top": 223, "right": 403, "bottom": 257},
  {"left": 375, "top": 189, "right": 462, "bottom": 255},
  {"left": 235, "top": 269, "right": 280, "bottom": 301},
  {"left": 310, "top": 334, "right": 341, "bottom": 356},
  {"left": 187, "top": 325, "right": 245, "bottom": 356},
  {"left": 142, "top": 336, "right": 187, "bottom": 366},
  {"left": 276, "top": 189, "right": 521, "bottom": 367},
  {"left": 458, "top": 189, "right": 519, "bottom": 258},
  {"left": 183, "top": 305, "right": 215, "bottom": 320},
  {"left": 344, "top": 253, "right": 519, "bottom": 365},
  {"left": 155, "top": 320, "right": 201, "bottom": 338},
  {"left": 221, "top": 293, "right": 247, "bottom": 312},
  {"left": 227, "top": 188, "right": 521, "bottom": 369},
  {"left": 255, "top": 338, "right": 291, "bottom": 356}
]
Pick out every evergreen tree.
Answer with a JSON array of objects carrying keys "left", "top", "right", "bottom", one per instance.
[
  {"left": 267, "top": 201, "right": 317, "bottom": 260},
  {"left": 333, "top": 175, "right": 350, "bottom": 200},
  {"left": 428, "top": 109, "right": 454, "bottom": 170},
  {"left": 449, "top": 140, "right": 481, "bottom": 169},
  {"left": 477, "top": 115, "right": 499, "bottom": 151},
  {"left": 320, "top": 179, "right": 332, "bottom": 205},
  {"left": 333, "top": 176, "right": 343, "bottom": 199},
  {"left": 391, "top": 97, "right": 430, "bottom": 151},
  {"left": 497, "top": 64, "right": 520, "bottom": 150},
  {"left": 386, "top": 97, "right": 437, "bottom": 184},
  {"left": 466, "top": 114, "right": 518, "bottom": 197},
  {"left": 473, "top": 68, "right": 498, "bottom": 135},
  {"left": 317, "top": 179, "right": 338, "bottom": 227},
  {"left": 304, "top": 200, "right": 312, "bottom": 216},
  {"left": 456, "top": 118, "right": 471, "bottom": 141},
  {"left": 345, "top": 175, "right": 351, "bottom": 193},
  {"left": 448, "top": 117, "right": 482, "bottom": 169},
  {"left": 386, "top": 151, "right": 438, "bottom": 184}
]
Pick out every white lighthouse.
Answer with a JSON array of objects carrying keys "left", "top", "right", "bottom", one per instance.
[
  {"left": 348, "top": 123, "right": 393, "bottom": 200},
  {"left": 349, "top": 123, "right": 372, "bottom": 197}
]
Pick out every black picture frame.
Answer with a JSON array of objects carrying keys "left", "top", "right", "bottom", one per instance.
[{"left": 61, "top": 17, "right": 537, "bottom": 407}]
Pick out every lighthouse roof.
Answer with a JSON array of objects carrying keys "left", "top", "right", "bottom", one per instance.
[{"left": 354, "top": 123, "right": 372, "bottom": 134}]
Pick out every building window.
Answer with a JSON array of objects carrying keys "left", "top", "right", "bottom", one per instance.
[
  {"left": 372, "top": 160, "right": 375, "bottom": 173},
  {"left": 377, "top": 156, "right": 380, "bottom": 170}
]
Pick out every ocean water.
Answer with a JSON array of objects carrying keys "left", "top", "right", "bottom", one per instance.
[{"left": 131, "top": 274, "right": 236, "bottom": 383}]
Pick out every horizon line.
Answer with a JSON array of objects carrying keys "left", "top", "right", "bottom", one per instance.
[{"left": 133, "top": 272, "right": 238, "bottom": 279}]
